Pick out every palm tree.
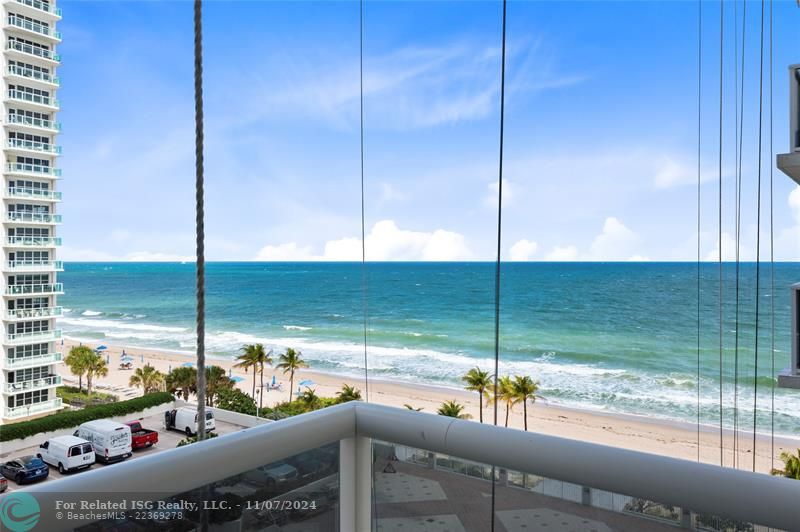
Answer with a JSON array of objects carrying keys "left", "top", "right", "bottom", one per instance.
[
  {"left": 166, "top": 367, "right": 197, "bottom": 401},
  {"left": 276, "top": 348, "right": 308, "bottom": 402},
  {"left": 252, "top": 344, "right": 273, "bottom": 410},
  {"left": 437, "top": 400, "right": 471, "bottom": 419},
  {"left": 234, "top": 346, "right": 259, "bottom": 399},
  {"left": 336, "top": 384, "right": 362, "bottom": 403},
  {"left": 205, "top": 365, "right": 234, "bottom": 406},
  {"left": 511, "top": 375, "right": 541, "bottom": 431},
  {"left": 129, "top": 364, "right": 165, "bottom": 394},
  {"left": 299, "top": 387, "right": 321, "bottom": 410},
  {"left": 493, "top": 376, "right": 519, "bottom": 428},
  {"left": 771, "top": 449, "right": 800, "bottom": 480},
  {"left": 64, "top": 345, "right": 94, "bottom": 392},
  {"left": 462, "top": 367, "right": 492, "bottom": 423},
  {"left": 84, "top": 353, "right": 108, "bottom": 396}
]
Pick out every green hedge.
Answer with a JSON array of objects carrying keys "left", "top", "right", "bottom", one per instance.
[{"left": 0, "top": 392, "right": 175, "bottom": 442}]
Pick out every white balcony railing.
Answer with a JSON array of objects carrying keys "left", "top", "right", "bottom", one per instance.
[
  {"left": 7, "top": 15, "right": 61, "bottom": 39},
  {"left": 5, "top": 283, "right": 63, "bottom": 296},
  {"left": 3, "top": 375, "right": 61, "bottom": 394},
  {"left": 3, "top": 398, "right": 62, "bottom": 419},
  {"left": 5, "top": 328, "right": 62, "bottom": 343},
  {"left": 6, "top": 212, "right": 62, "bottom": 224},
  {"left": 2, "top": 351, "right": 62, "bottom": 369},
  {"left": 6, "top": 187, "right": 62, "bottom": 201},
  {"left": 21, "top": 402, "right": 800, "bottom": 532},
  {"left": 6, "top": 306, "right": 62, "bottom": 320},
  {"left": 6, "top": 260, "right": 63, "bottom": 271},
  {"left": 6, "top": 161, "right": 61, "bottom": 176},
  {"left": 5, "top": 41, "right": 60, "bottom": 62},
  {"left": 13, "top": 0, "right": 62, "bottom": 17},
  {"left": 6, "top": 89, "right": 59, "bottom": 108},
  {"left": 7, "top": 138, "right": 61, "bottom": 155},
  {"left": 6, "top": 113, "right": 61, "bottom": 131},
  {"left": 6, "top": 65, "right": 59, "bottom": 86},
  {"left": 5, "top": 235, "right": 61, "bottom": 247}
]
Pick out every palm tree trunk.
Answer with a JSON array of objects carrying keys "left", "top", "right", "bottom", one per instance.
[
  {"left": 251, "top": 367, "right": 256, "bottom": 398},
  {"left": 523, "top": 401, "right": 528, "bottom": 431},
  {"left": 478, "top": 393, "right": 483, "bottom": 423},
  {"left": 505, "top": 403, "right": 510, "bottom": 427},
  {"left": 288, "top": 371, "right": 294, "bottom": 403},
  {"left": 87, "top": 373, "right": 92, "bottom": 396},
  {"left": 259, "top": 363, "right": 264, "bottom": 410},
  {"left": 78, "top": 374, "right": 83, "bottom": 393}
]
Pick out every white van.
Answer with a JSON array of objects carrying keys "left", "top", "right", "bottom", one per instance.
[
  {"left": 37, "top": 435, "right": 95, "bottom": 474},
  {"left": 164, "top": 407, "right": 215, "bottom": 436},
  {"left": 73, "top": 420, "right": 133, "bottom": 464}
]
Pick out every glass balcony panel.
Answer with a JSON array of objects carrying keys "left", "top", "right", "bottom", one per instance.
[
  {"left": 74, "top": 443, "right": 341, "bottom": 532},
  {"left": 7, "top": 138, "right": 61, "bottom": 154},
  {"left": 6, "top": 113, "right": 61, "bottom": 130},
  {"left": 7, "top": 187, "right": 62, "bottom": 200},
  {"left": 7, "top": 16, "right": 61, "bottom": 39},
  {"left": 4, "top": 351, "right": 62, "bottom": 368},
  {"left": 5, "top": 236, "right": 62, "bottom": 247},
  {"left": 6, "top": 212, "right": 62, "bottom": 224},
  {"left": 7, "top": 65, "right": 59, "bottom": 85},
  {"left": 6, "top": 306, "right": 62, "bottom": 319},
  {"left": 7, "top": 259, "right": 63, "bottom": 270},
  {"left": 14, "top": 0, "right": 61, "bottom": 16},
  {"left": 4, "top": 398, "right": 62, "bottom": 418},
  {"left": 5, "top": 41, "right": 60, "bottom": 62},
  {"left": 5, "top": 283, "right": 63, "bottom": 295},
  {"left": 4, "top": 375, "right": 61, "bottom": 393}
]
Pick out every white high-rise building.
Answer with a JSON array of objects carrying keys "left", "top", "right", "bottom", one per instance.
[{"left": 0, "top": 0, "right": 63, "bottom": 423}]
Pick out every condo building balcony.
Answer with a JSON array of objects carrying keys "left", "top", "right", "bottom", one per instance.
[
  {"left": 3, "top": 397, "right": 61, "bottom": 419},
  {"left": 6, "top": 15, "right": 61, "bottom": 41},
  {"left": 0, "top": 351, "right": 61, "bottom": 369},
  {"left": 5, "top": 305, "right": 62, "bottom": 320},
  {"left": 5, "top": 161, "right": 61, "bottom": 176},
  {"left": 6, "top": 138, "right": 61, "bottom": 156},
  {"left": 6, "top": 88, "right": 59, "bottom": 110},
  {"left": 6, "top": 186, "right": 62, "bottom": 201},
  {"left": 6, "top": 259, "right": 63, "bottom": 271},
  {"left": 24, "top": 402, "right": 800, "bottom": 532},
  {"left": 8, "top": 0, "right": 62, "bottom": 19},
  {"left": 5, "top": 235, "right": 61, "bottom": 247},
  {"left": 5, "top": 211, "right": 62, "bottom": 224},
  {"left": 5, "top": 112, "right": 60, "bottom": 132},
  {"left": 4, "top": 328, "right": 61, "bottom": 344},
  {"left": 6, "top": 64, "right": 59, "bottom": 86},
  {"left": 4, "top": 40, "right": 60, "bottom": 64},
  {"left": 2, "top": 374, "right": 61, "bottom": 394},
  {"left": 4, "top": 283, "right": 63, "bottom": 296}
]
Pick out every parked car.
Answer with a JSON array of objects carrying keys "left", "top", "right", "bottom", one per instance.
[
  {"left": 164, "top": 407, "right": 215, "bottom": 436},
  {"left": 0, "top": 476, "right": 7, "bottom": 492},
  {"left": 243, "top": 461, "right": 298, "bottom": 487},
  {"left": 73, "top": 420, "right": 133, "bottom": 464},
  {"left": 1, "top": 455, "right": 49, "bottom": 484},
  {"left": 37, "top": 436, "right": 95, "bottom": 474},
  {"left": 124, "top": 420, "right": 158, "bottom": 450}
]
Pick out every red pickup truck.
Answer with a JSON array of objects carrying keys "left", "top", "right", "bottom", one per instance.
[{"left": 125, "top": 421, "right": 158, "bottom": 449}]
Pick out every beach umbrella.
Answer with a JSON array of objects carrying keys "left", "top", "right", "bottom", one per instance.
[
  {"left": 298, "top": 379, "right": 315, "bottom": 387},
  {"left": 121, "top": 355, "right": 133, "bottom": 361},
  {"left": 271, "top": 375, "right": 277, "bottom": 386},
  {"left": 96, "top": 345, "right": 108, "bottom": 351},
  {"left": 182, "top": 362, "right": 195, "bottom": 368},
  {"left": 230, "top": 376, "right": 244, "bottom": 383}
]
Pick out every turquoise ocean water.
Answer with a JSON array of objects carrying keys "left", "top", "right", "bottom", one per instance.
[{"left": 59, "top": 262, "right": 800, "bottom": 436}]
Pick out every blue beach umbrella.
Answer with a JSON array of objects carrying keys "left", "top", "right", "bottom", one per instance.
[
  {"left": 121, "top": 356, "right": 133, "bottom": 362},
  {"left": 298, "top": 379, "right": 315, "bottom": 387},
  {"left": 230, "top": 376, "right": 245, "bottom": 383},
  {"left": 96, "top": 345, "right": 108, "bottom": 351},
  {"left": 272, "top": 375, "right": 276, "bottom": 386},
  {"left": 182, "top": 362, "right": 195, "bottom": 368}
]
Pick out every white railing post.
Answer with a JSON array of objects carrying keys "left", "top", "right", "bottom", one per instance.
[{"left": 340, "top": 436, "right": 373, "bottom": 532}]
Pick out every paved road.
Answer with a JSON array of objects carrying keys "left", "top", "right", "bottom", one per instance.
[{"left": 1, "top": 411, "right": 247, "bottom": 493}]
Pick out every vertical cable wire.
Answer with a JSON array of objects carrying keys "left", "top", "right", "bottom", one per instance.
[
  {"left": 768, "top": 0, "right": 775, "bottom": 473},
  {"left": 752, "top": 0, "right": 766, "bottom": 473},
  {"left": 716, "top": 0, "right": 725, "bottom": 468},
  {"left": 193, "top": 0, "right": 206, "bottom": 440},
  {"left": 696, "top": 0, "right": 703, "bottom": 463},
  {"left": 490, "top": 1, "right": 508, "bottom": 530},
  {"left": 732, "top": 0, "right": 746, "bottom": 468},
  {"left": 359, "top": 0, "right": 369, "bottom": 404}
]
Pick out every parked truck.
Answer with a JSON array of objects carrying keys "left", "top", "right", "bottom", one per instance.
[{"left": 124, "top": 420, "right": 159, "bottom": 450}]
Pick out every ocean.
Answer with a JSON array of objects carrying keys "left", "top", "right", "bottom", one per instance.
[{"left": 59, "top": 262, "right": 800, "bottom": 436}]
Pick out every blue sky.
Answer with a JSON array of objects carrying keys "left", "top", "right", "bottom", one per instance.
[{"left": 56, "top": 1, "right": 800, "bottom": 261}]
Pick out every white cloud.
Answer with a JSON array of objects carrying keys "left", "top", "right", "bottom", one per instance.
[
  {"left": 254, "top": 242, "right": 315, "bottom": 261},
  {"left": 379, "top": 182, "right": 406, "bottom": 203},
  {"left": 484, "top": 179, "right": 516, "bottom": 208},
  {"left": 545, "top": 245, "right": 579, "bottom": 261},
  {"left": 254, "top": 220, "right": 472, "bottom": 261},
  {"left": 589, "top": 217, "right": 640, "bottom": 260},
  {"left": 509, "top": 239, "right": 538, "bottom": 261}
]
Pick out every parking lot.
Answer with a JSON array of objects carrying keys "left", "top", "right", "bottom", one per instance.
[{"left": 0, "top": 411, "right": 248, "bottom": 493}]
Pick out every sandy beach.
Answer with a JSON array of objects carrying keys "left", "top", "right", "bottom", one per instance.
[{"left": 58, "top": 338, "right": 799, "bottom": 475}]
